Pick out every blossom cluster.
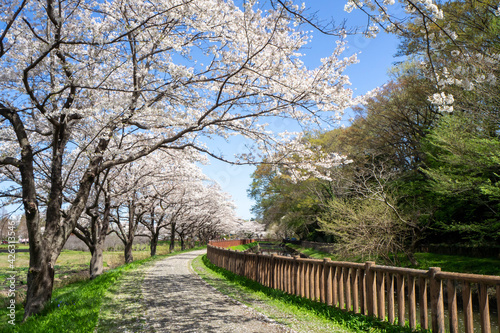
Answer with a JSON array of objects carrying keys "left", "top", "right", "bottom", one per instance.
[{"left": 343, "top": 0, "right": 499, "bottom": 114}]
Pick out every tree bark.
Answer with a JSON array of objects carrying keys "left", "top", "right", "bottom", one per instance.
[
  {"left": 150, "top": 231, "right": 159, "bottom": 256},
  {"left": 89, "top": 243, "right": 104, "bottom": 279},
  {"left": 24, "top": 243, "right": 55, "bottom": 320},
  {"left": 179, "top": 233, "right": 185, "bottom": 250},
  {"left": 123, "top": 201, "right": 139, "bottom": 264},
  {"left": 124, "top": 240, "right": 134, "bottom": 263},
  {"left": 169, "top": 222, "right": 176, "bottom": 252}
]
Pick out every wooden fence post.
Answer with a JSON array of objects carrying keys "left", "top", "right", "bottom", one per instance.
[
  {"left": 419, "top": 276, "right": 428, "bottom": 330},
  {"left": 377, "top": 271, "right": 385, "bottom": 320},
  {"left": 397, "top": 273, "right": 405, "bottom": 327},
  {"left": 365, "top": 262, "right": 376, "bottom": 317},
  {"left": 315, "top": 262, "right": 321, "bottom": 302},
  {"left": 338, "top": 266, "right": 344, "bottom": 309},
  {"left": 299, "top": 259, "right": 305, "bottom": 297},
  {"left": 429, "top": 267, "right": 445, "bottom": 333},
  {"left": 497, "top": 285, "right": 500, "bottom": 333},
  {"left": 359, "top": 267, "right": 366, "bottom": 315},
  {"left": 319, "top": 261, "right": 324, "bottom": 303},
  {"left": 387, "top": 273, "right": 395, "bottom": 324},
  {"left": 324, "top": 258, "right": 332, "bottom": 306},
  {"left": 345, "top": 267, "right": 352, "bottom": 311},
  {"left": 271, "top": 254, "right": 276, "bottom": 289},
  {"left": 463, "top": 282, "right": 474, "bottom": 333},
  {"left": 304, "top": 262, "right": 310, "bottom": 299},
  {"left": 310, "top": 263, "right": 316, "bottom": 300},
  {"left": 294, "top": 256, "right": 300, "bottom": 296},
  {"left": 352, "top": 268, "right": 359, "bottom": 314},
  {"left": 479, "top": 283, "right": 491, "bottom": 333},
  {"left": 448, "top": 279, "right": 458, "bottom": 333},
  {"left": 408, "top": 275, "right": 417, "bottom": 330},
  {"left": 332, "top": 266, "right": 338, "bottom": 307}
]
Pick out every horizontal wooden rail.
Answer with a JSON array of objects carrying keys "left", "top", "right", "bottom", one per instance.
[
  {"left": 208, "top": 239, "right": 258, "bottom": 248},
  {"left": 207, "top": 241, "right": 500, "bottom": 333}
]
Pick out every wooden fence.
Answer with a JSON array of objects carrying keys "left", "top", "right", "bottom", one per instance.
[
  {"left": 207, "top": 241, "right": 500, "bottom": 333},
  {"left": 208, "top": 239, "right": 257, "bottom": 248}
]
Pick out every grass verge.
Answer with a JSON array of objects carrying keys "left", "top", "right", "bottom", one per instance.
[
  {"left": 0, "top": 246, "right": 205, "bottom": 333},
  {"left": 229, "top": 241, "right": 262, "bottom": 251},
  {"left": 192, "top": 254, "right": 426, "bottom": 333}
]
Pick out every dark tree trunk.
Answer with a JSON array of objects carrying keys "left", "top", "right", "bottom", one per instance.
[
  {"left": 24, "top": 243, "right": 55, "bottom": 319},
  {"left": 3, "top": 108, "right": 68, "bottom": 320},
  {"left": 8, "top": 106, "right": 54, "bottom": 320},
  {"left": 4, "top": 104, "right": 116, "bottom": 319},
  {"left": 123, "top": 200, "right": 138, "bottom": 264},
  {"left": 91, "top": 203, "right": 111, "bottom": 278},
  {"left": 150, "top": 231, "right": 159, "bottom": 256},
  {"left": 169, "top": 222, "right": 176, "bottom": 252},
  {"left": 124, "top": 240, "right": 134, "bottom": 263},
  {"left": 180, "top": 233, "right": 185, "bottom": 250}
]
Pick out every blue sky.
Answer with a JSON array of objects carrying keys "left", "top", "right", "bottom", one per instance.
[{"left": 202, "top": 1, "right": 402, "bottom": 220}]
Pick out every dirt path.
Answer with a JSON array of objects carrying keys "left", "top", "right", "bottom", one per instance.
[{"left": 141, "top": 249, "right": 292, "bottom": 333}]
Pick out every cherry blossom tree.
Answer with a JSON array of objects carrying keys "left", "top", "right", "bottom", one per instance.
[
  {"left": 73, "top": 170, "right": 113, "bottom": 279},
  {"left": 230, "top": 218, "right": 267, "bottom": 238},
  {"left": 103, "top": 148, "right": 236, "bottom": 258},
  {"left": 165, "top": 182, "right": 237, "bottom": 249},
  {"left": 0, "top": 0, "right": 358, "bottom": 318},
  {"left": 133, "top": 150, "right": 211, "bottom": 255},
  {"left": 109, "top": 156, "right": 162, "bottom": 263},
  {"left": 341, "top": 0, "right": 499, "bottom": 111}
]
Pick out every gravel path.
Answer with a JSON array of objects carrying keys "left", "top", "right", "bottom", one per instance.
[{"left": 142, "top": 249, "right": 292, "bottom": 333}]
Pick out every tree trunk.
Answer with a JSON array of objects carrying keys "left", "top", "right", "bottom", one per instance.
[
  {"left": 89, "top": 242, "right": 105, "bottom": 279},
  {"left": 150, "top": 232, "right": 159, "bottom": 256},
  {"left": 124, "top": 240, "right": 134, "bottom": 263},
  {"left": 407, "top": 252, "right": 418, "bottom": 266},
  {"left": 123, "top": 200, "right": 139, "bottom": 264},
  {"left": 180, "top": 234, "right": 185, "bottom": 250},
  {"left": 90, "top": 193, "right": 111, "bottom": 278},
  {"left": 169, "top": 222, "right": 176, "bottom": 252},
  {"left": 24, "top": 244, "right": 55, "bottom": 320},
  {"left": 4, "top": 107, "right": 55, "bottom": 320},
  {"left": 23, "top": 169, "right": 101, "bottom": 319}
]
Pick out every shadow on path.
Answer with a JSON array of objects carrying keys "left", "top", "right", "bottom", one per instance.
[
  {"left": 98, "top": 266, "right": 148, "bottom": 332},
  {"left": 142, "top": 250, "right": 289, "bottom": 333}
]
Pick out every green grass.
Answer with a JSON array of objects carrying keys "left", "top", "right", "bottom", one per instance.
[
  {"left": 285, "top": 243, "right": 334, "bottom": 259},
  {"left": 0, "top": 245, "right": 29, "bottom": 250},
  {"left": 228, "top": 241, "right": 264, "bottom": 251},
  {"left": 0, "top": 246, "right": 205, "bottom": 332},
  {"left": 193, "top": 254, "right": 427, "bottom": 333},
  {"left": 404, "top": 253, "right": 500, "bottom": 276},
  {"left": 1, "top": 262, "right": 133, "bottom": 332}
]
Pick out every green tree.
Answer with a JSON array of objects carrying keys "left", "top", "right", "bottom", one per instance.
[
  {"left": 248, "top": 163, "right": 330, "bottom": 240},
  {"left": 421, "top": 112, "right": 500, "bottom": 246},
  {"left": 349, "top": 70, "right": 439, "bottom": 172}
]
